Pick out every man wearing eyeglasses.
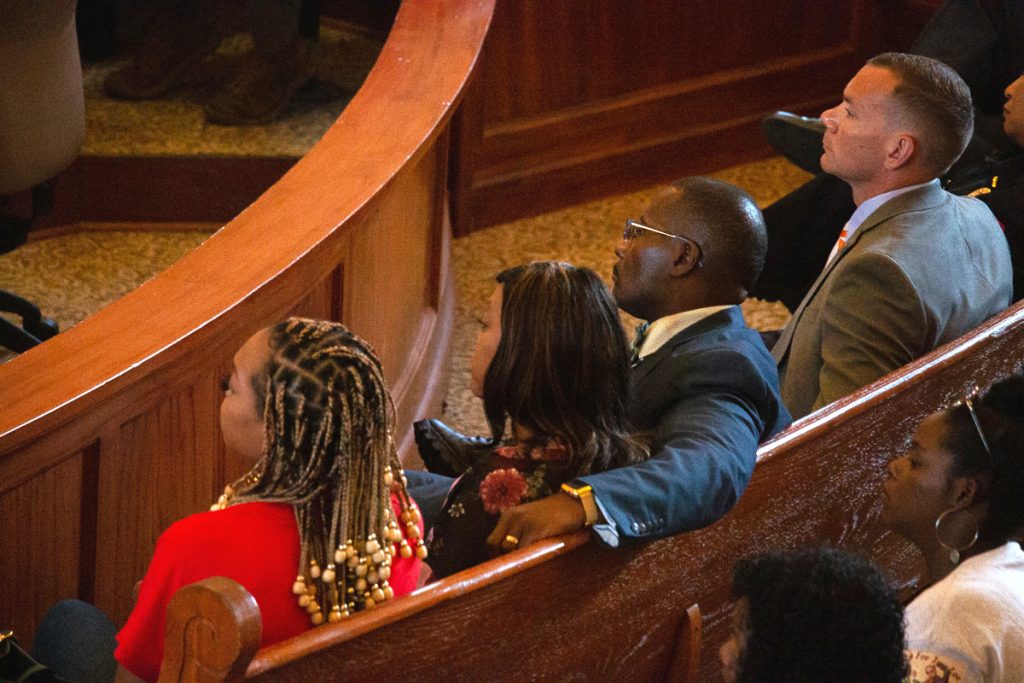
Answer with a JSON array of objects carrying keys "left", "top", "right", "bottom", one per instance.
[
  {"left": 770, "top": 53, "right": 1012, "bottom": 420},
  {"left": 485, "top": 176, "right": 792, "bottom": 551}
]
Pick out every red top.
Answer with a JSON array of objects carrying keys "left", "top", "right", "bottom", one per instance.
[{"left": 116, "top": 496, "right": 422, "bottom": 682}]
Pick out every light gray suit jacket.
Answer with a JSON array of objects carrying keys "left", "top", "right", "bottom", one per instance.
[{"left": 772, "top": 181, "right": 1012, "bottom": 419}]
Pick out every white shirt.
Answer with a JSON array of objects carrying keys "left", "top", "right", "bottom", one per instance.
[
  {"left": 905, "top": 541, "right": 1024, "bottom": 682},
  {"left": 826, "top": 178, "right": 940, "bottom": 263},
  {"left": 636, "top": 305, "right": 732, "bottom": 361}
]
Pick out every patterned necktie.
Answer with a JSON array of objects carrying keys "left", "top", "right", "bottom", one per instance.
[
  {"left": 629, "top": 322, "right": 650, "bottom": 367},
  {"left": 828, "top": 225, "right": 850, "bottom": 264}
]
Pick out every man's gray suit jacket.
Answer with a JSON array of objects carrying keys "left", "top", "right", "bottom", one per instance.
[{"left": 772, "top": 181, "right": 1012, "bottom": 419}]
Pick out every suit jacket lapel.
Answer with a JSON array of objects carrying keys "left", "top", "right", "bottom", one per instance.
[
  {"left": 771, "top": 182, "right": 945, "bottom": 364},
  {"left": 631, "top": 307, "right": 741, "bottom": 388}
]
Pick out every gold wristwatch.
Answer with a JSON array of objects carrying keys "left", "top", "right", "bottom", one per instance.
[{"left": 561, "top": 480, "right": 599, "bottom": 526}]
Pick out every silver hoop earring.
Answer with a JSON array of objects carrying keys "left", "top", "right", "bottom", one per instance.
[{"left": 934, "top": 508, "right": 979, "bottom": 565}]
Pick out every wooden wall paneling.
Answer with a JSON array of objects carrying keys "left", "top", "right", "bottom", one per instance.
[
  {"left": 342, "top": 141, "right": 454, "bottom": 464},
  {"left": 93, "top": 382, "right": 221, "bottom": 626},
  {"left": 343, "top": 148, "right": 434, "bottom": 364},
  {"left": 471, "top": 49, "right": 861, "bottom": 226},
  {"left": 448, "top": 73, "right": 485, "bottom": 237},
  {"left": 451, "top": 0, "right": 936, "bottom": 230},
  {"left": 0, "top": 451, "right": 84, "bottom": 648},
  {"left": 482, "top": 1, "right": 856, "bottom": 123},
  {"left": 37, "top": 156, "right": 298, "bottom": 230},
  {"left": 428, "top": 127, "right": 452, "bottom": 310},
  {"left": 283, "top": 266, "right": 341, "bottom": 323}
]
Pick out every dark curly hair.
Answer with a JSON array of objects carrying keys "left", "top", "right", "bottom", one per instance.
[
  {"left": 943, "top": 373, "right": 1024, "bottom": 545},
  {"left": 731, "top": 547, "right": 906, "bottom": 682}
]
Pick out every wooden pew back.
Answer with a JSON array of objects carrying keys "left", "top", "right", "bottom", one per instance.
[{"left": 159, "top": 301, "right": 1024, "bottom": 681}]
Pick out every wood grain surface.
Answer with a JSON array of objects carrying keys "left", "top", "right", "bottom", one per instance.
[
  {"left": 0, "top": 0, "right": 492, "bottom": 646},
  {"left": 453, "top": 0, "right": 935, "bottom": 231},
  {"left": 159, "top": 302, "right": 1024, "bottom": 681}
]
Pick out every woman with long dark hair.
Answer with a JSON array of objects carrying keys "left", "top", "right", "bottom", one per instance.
[{"left": 426, "top": 261, "right": 647, "bottom": 578}]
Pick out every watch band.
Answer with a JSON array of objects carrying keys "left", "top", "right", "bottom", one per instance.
[{"left": 560, "top": 481, "right": 599, "bottom": 526}]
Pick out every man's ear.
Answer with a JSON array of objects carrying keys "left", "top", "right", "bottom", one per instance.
[
  {"left": 668, "top": 240, "right": 701, "bottom": 276},
  {"left": 885, "top": 133, "right": 917, "bottom": 170}
]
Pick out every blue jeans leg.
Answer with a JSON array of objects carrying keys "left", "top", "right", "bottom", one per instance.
[{"left": 32, "top": 599, "right": 118, "bottom": 683}]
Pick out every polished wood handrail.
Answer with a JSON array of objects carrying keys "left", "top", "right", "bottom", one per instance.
[{"left": 247, "top": 531, "right": 589, "bottom": 675}]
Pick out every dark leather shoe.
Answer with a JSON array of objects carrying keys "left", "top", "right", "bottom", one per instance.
[
  {"left": 103, "top": 5, "right": 222, "bottom": 100},
  {"left": 203, "top": 39, "right": 317, "bottom": 125},
  {"left": 761, "top": 111, "right": 827, "bottom": 175},
  {"left": 413, "top": 419, "right": 492, "bottom": 477}
]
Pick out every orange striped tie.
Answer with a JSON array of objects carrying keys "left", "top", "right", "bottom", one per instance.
[
  {"left": 828, "top": 226, "right": 850, "bottom": 264},
  {"left": 834, "top": 227, "right": 849, "bottom": 253}
]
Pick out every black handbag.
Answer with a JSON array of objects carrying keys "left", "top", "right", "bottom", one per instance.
[
  {"left": 413, "top": 419, "right": 492, "bottom": 477},
  {"left": 0, "top": 632, "right": 68, "bottom": 683}
]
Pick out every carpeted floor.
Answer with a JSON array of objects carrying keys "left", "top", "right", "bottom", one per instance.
[{"left": 83, "top": 25, "right": 384, "bottom": 157}]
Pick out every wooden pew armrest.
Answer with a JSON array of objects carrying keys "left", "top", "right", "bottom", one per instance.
[{"left": 158, "top": 576, "right": 262, "bottom": 683}]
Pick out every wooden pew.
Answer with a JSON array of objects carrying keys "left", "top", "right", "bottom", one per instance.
[
  {"left": 0, "top": 0, "right": 495, "bottom": 647},
  {"left": 155, "top": 300, "right": 1024, "bottom": 681}
]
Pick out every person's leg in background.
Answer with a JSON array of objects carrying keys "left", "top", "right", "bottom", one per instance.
[
  {"left": 31, "top": 600, "right": 118, "bottom": 683},
  {"left": 103, "top": 0, "right": 230, "bottom": 100},
  {"left": 203, "top": 0, "right": 319, "bottom": 125},
  {"left": 752, "top": 173, "right": 853, "bottom": 313}
]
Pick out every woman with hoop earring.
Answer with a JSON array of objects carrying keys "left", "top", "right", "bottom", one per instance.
[{"left": 880, "top": 374, "right": 1024, "bottom": 682}]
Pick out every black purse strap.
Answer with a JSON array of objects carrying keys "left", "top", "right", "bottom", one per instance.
[{"left": 0, "top": 632, "right": 68, "bottom": 683}]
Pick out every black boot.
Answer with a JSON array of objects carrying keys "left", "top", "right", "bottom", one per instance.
[{"left": 761, "top": 111, "right": 827, "bottom": 175}]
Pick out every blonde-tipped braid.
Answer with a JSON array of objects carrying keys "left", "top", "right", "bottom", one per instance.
[{"left": 212, "top": 318, "right": 425, "bottom": 625}]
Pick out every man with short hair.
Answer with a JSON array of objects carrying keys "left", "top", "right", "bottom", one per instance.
[
  {"left": 481, "top": 176, "right": 792, "bottom": 550},
  {"left": 772, "top": 53, "right": 1012, "bottom": 419}
]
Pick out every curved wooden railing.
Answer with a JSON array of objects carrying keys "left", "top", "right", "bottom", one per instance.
[{"left": 0, "top": 0, "right": 495, "bottom": 645}]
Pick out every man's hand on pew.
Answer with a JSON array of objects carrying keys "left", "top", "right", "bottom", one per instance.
[{"left": 486, "top": 492, "right": 586, "bottom": 554}]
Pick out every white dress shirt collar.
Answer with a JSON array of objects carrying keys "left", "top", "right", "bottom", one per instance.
[{"left": 637, "top": 305, "right": 732, "bottom": 360}]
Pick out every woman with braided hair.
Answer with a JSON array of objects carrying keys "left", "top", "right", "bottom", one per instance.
[
  {"left": 880, "top": 373, "right": 1024, "bottom": 682},
  {"left": 106, "top": 319, "right": 425, "bottom": 681}
]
